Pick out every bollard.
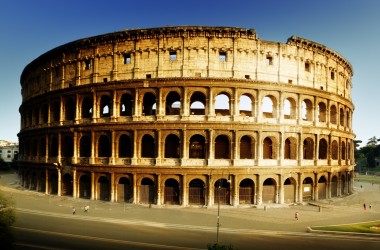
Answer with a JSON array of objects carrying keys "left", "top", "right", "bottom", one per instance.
[
  {"left": 264, "top": 206, "right": 267, "bottom": 211},
  {"left": 319, "top": 206, "right": 322, "bottom": 212}
]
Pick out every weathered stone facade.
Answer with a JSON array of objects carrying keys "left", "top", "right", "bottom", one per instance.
[{"left": 18, "top": 26, "right": 355, "bottom": 206}]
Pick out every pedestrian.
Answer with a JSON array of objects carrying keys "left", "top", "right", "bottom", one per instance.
[
  {"left": 84, "top": 205, "right": 89, "bottom": 212},
  {"left": 72, "top": 207, "right": 76, "bottom": 215},
  {"left": 295, "top": 212, "right": 299, "bottom": 220},
  {"left": 360, "top": 185, "right": 362, "bottom": 189},
  {"left": 369, "top": 204, "right": 372, "bottom": 209},
  {"left": 364, "top": 203, "right": 366, "bottom": 210}
]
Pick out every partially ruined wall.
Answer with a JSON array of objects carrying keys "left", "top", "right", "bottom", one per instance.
[{"left": 18, "top": 26, "right": 355, "bottom": 206}]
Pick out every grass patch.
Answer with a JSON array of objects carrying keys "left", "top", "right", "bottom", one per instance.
[
  {"left": 355, "top": 175, "right": 380, "bottom": 184},
  {"left": 311, "top": 221, "right": 380, "bottom": 234}
]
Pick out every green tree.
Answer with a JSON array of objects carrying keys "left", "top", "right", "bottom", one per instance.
[{"left": 0, "top": 191, "right": 16, "bottom": 249}]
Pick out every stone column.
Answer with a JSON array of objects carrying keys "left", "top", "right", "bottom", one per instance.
[
  {"left": 57, "top": 168, "right": 62, "bottom": 196},
  {"left": 232, "top": 174, "right": 238, "bottom": 206},
  {"left": 133, "top": 173, "right": 138, "bottom": 204},
  {"left": 207, "top": 175, "right": 213, "bottom": 207},
  {"left": 73, "top": 169, "right": 77, "bottom": 199},
  {"left": 91, "top": 172, "right": 95, "bottom": 200},
  {"left": 156, "top": 174, "right": 162, "bottom": 205},
  {"left": 256, "top": 174, "right": 262, "bottom": 205},
  {"left": 45, "top": 169, "right": 49, "bottom": 194},
  {"left": 110, "top": 172, "right": 115, "bottom": 202},
  {"left": 297, "top": 172, "right": 303, "bottom": 203},
  {"left": 278, "top": 174, "right": 284, "bottom": 204},
  {"left": 182, "top": 174, "right": 188, "bottom": 207}
]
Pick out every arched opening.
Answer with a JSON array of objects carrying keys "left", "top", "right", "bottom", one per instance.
[
  {"left": 49, "top": 136, "right": 59, "bottom": 157},
  {"left": 98, "top": 135, "right": 111, "bottom": 157},
  {"left": 79, "top": 174, "right": 91, "bottom": 199},
  {"left": 331, "top": 176, "right": 338, "bottom": 197},
  {"left": 189, "top": 135, "right": 206, "bottom": 159},
  {"left": 51, "top": 101, "right": 60, "bottom": 122},
  {"left": 42, "top": 104, "right": 49, "bottom": 123},
  {"left": 215, "top": 93, "right": 230, "bottom": 116},
  {"left": 81, "top": 96, "right": 93, "bottom": 119},
  {"left": 263, "top": 137, "right": 274, "bottom": 159},
  {"left": 190, "top": 91, "right": 206, "bottom": 115},
  {"left": 262, "top": 178, "right": 276, "bottom": 203},
  {"left": 189, "top": 179, "right": 205, "bottom": 205},
  {"left": 98, "top": 176, "right": 110, "bottom": 201},
  {"left": 142, "top": 92, "right": 156, "bottom": 116},
  {"left": 302, "top": 177, "right": 313, "bottom": 201},
  {"left": 284, "top": 137, "right": 297, "bottom": 159},
  {"left": 214, "top": 179, "right": 230, "bottom": 205},
  {"left": 164, "top": 178, "right": 180, "bottom": 205},
  {"left": 302, "top": 99, "right": 313, "bottom": 121},
  {"left": 119, "top": 134, "right": 133, "bottom": 158},
  {"left": 38, "top": 172, "right": 46, "bottom": 192},
  {"left": 240, "top": 135, "right": 254, "bottom": 159},
  {"left": 262, "top": 96, "right": 275, "bottom": 118},
  {"left": 330, "top": 105, "right": 337, "bottom": 124},
  {"left": 80, "top": 135, "right": 91, "bottom": 157},
  {"left": 319, "top": 138, "right": 328, "bottom": 159},
  {"left": 100, "top": 95, "right": 112, "bottom": 117},
  {"left": 341, "top": 141, "right": 346, "bottom": 160},
  {"left": 139, "top": 178, "right": 155, "bottom": 204},
  {"left": 284, "top": 98, "right": 296, "bottom": 119},
  {"left": 284, "top": 178, "right": 296, "bottom": 203},
  {"left": 341, "top": 175, "right": 346, "bottom": 195},
  {"left": 120, "top": 93, "right": 133, "bottom": 116},
  {"left": 61, "top": 135, "right": 74, "bottom": 157},
  {"left": 215, "top": 135, "right": 230, "bottom": 159},
  {"left": 165, "top": 91, "right": 181, "bottom": 115},
  {"left": 239, "top": 179, "right": 254, "bottom": 204},
  {"left": 303, "top": 137, "right": 314, "bottom": 160},
  {"left": 118, "top": 177, "right": 132, "bottom": 203},
  {"left": 318, "top": 176, "right": 327, "bottom": 199},
  {"left": 339, "top": 108, "right": 345, "bottom": 126},
  {"left": 318, "top": 102, "right": 327, "bottom": 122},
  {"left": 64, "top": 98, "right": 76, "bottom": 121},
  {"left": 165, "top": 134, "right": 180, "bottom": 158},
  {"left": 332, "top": 140, "right": 339, "bottom": 160},
  {"left": 62, "top": 174, "right": 73, "bottom": 196},
  {"left": 239, "top": 94, "right": 253, "bottom": 117},
  {"left": 49, "top": 172, "right": 58, "bottom": 195},
  {"left": 141, "top": 134, "right": 155, "bottom": 158}
]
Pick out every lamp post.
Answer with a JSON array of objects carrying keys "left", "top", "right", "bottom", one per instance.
[{"left": 216, "top": 179, "right": 221, "bottom": 244}]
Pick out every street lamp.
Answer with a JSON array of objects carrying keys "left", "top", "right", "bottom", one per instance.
[{"left": 216, "top": 179, "right": 221, "bottom": 244}]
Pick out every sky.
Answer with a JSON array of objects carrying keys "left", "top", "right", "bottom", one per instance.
[{"left": 0, "top": 0, "right": 379, "bottom": 147}]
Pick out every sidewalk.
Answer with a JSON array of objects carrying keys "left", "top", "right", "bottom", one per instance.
[{"left": 1, "top": 170, "right": 380, "bottom": 234}]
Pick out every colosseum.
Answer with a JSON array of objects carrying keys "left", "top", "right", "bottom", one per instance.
[{"left": 18, "top": 26, "right": 355, "bottom": 207}]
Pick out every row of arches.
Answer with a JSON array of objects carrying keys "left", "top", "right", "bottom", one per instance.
[
  {"left": 19, "top": 169, "right": 353, "bottom": 205},
  {"left": 21, "top": 88, "right": 353, "bottom": 130},
  {"left": 20, "top": 132, "right": 353, "bottom": 163}
]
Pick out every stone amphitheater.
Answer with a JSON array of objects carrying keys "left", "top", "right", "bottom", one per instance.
[{"left": 18, "top": 26, "right": 355, "bottom": 207}]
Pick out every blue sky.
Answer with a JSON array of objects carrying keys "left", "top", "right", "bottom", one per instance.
[{"left": 0, "top": 0, "right": 379, "bottom": 147}]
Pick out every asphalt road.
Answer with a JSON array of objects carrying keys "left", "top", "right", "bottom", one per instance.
[{"left": 1, "top": 170, "right": 379, "bottom": 249}]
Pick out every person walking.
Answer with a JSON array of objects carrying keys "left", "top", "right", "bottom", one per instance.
[
  {"left": 295, "top": 212, "right": 299, "bottom": 220},
  {"left": 72, "top": 207, "right": 76, "bottom": 215}
]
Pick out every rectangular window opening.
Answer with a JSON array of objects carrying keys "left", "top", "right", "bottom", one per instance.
[
  {"left": 266, "top": 56, "right": 273, "bottom": 65},
  {"left": 320, "top": 86, "right": 324, "bottom": 90},
  {"left": 288, "top": 79, "right": 293, "bottom": 84},
  {"left": 124, "top": 54, "right": 131, "bottom": 64},
  {"left": 170, "top": 51, "right": 177, "bottom": 61},
  {"left": 146, "top": 74, "right": 151, "bottom": 79},
  {"left": 245, "top": 75, "right": 250, "bottom": 79},
  {"left": 305, "top": 62, "right": 310, "bottom": 72},
  {"left": 85, "top": 60, "right": 91, "bottom": 70},
  {"left": 331, "top": 71, "right": 335, "bottom": 80},
  {"left": 219, "top": 51, "right": 227, "bottom": 62},
  {"left": 103, "top": 78, "right": 108, "bottom": 83}
]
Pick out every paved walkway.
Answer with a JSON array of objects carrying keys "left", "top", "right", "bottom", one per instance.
[{"left": 1, "top": 170, "right": 380, "bottom": 233}]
